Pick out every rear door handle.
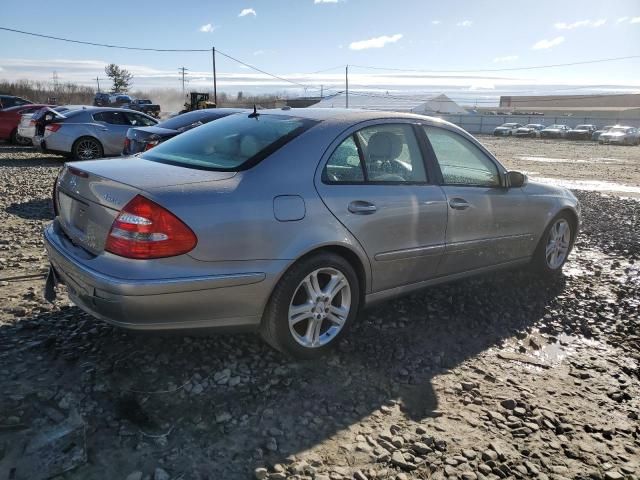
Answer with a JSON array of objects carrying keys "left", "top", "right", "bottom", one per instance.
[
  {"left": 348, "top": 200, "right": 377, "bottom": 215},
  {"left": 449, "top": 198, "right": 470, "bottom": 210}
]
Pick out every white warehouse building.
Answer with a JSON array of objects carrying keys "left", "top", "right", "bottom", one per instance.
[{"left": 310, "top": 92, "right": 468, "bottom": 115}]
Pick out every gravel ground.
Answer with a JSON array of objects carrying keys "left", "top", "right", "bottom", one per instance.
[{"left": 0, "top": 142, "right": 638, "bottom": 480}]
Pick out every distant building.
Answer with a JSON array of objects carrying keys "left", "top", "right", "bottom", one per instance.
[
  {"left": 497, "top": 93, "right": 640, "bottom": 119},
  {"left": 311, "top": 93, "right": 468, "bottom": 115}
]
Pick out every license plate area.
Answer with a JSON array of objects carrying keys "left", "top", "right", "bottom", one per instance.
[{"left": 58, "top": 191, "right": 89, "bottom": 233}]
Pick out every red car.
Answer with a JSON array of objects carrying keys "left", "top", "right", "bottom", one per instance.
[{"left": 0, "top": 104, "right": 53, "bottom": 145}]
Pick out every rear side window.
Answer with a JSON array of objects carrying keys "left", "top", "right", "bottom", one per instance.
[
  {"left": 323, "top": 124, "right": 427, "bottom": 184},
  {"left": 424, "top": 126, "right": 500, "bottom": 187},
  {"left": 141, "top": 114, "right": 316, "bottom": 171}
]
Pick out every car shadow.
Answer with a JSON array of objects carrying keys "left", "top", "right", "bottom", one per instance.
[
  {"left": 0, "top": 268, "right": 567, "bottom": 479},
  {"left": 6, "top": 198, "right": 54, "bottom": 220}
]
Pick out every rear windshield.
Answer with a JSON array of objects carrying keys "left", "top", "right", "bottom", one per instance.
[
  {"left": 157, "top": 110, "right": 226, "bottom": 130},
  {"left": 142, "top": 113, "right": 317, "bottom": 171}
]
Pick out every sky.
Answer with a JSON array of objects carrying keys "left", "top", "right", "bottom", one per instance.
[{"left": 1, "top": 0, "right": 639, "bottom": 105}]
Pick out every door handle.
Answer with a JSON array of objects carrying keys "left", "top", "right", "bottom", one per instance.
[
  {"left": 449, "top": 198, "right": 470, "bottom": 210},
  {"left": 348, "top": 200, "right": 377, "bottom": 215}
]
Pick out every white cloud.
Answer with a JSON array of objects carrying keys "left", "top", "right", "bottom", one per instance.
[
  {"left": 199, "top": 23, "right": 215, "bottom": 33},
  {"left": 349, "top": 33, "right": 403, "bottom": 51},
  {"left": 253, "top": 50, "right": 264, "bottom": 56},
  {"left": 456, "top": 20, "right": 473, "bottom": 27},
  {"left": 532, "top": 36, "right": 565, "bottom": 50},
  {"left": 239, "top": 8, "right": 256, "bottom": 17},
  {"left": 616, "top": 16, "right": 629, "bottom": 23},
  {"left": 431, "top": 20, "right": 441, "bottom": 25},
  {"left": 314, "top": 0, "right": 339, "bottom": 3},
  {"left": 554, "top": 19, "right": 606, "bottom": 29},
  {"left": 631, "top": 16, "right": 640, "bottom": 23},
  {"left": 493, "top": 55, "right": 519, "bottom": 63}
]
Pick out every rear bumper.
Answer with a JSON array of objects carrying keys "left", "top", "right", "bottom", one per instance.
[{"left": 44, "top": 222, "right": 272, "bottom": 331}]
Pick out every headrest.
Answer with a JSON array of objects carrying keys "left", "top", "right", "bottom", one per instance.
[{"left": 366, "top": 132, "right": 403, "bottom": 161}]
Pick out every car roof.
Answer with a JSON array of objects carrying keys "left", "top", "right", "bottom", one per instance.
[{"left": 252, "top": 107, "right": 456, "bottom": 126}]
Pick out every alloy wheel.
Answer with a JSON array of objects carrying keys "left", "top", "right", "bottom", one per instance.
[
  {"left": 545, "top": 219, "right": 571, "bottom": 269},
  {"left": 76, "top": 139, "right": 100, "bottom": 160},
  {"left": 288, "top": 267, "right": 351, "bottom": 348}
]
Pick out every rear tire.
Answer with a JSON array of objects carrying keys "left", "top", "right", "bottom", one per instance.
[
  {"left": 260, "top": 253, "right": 360, "bottom": 359},
  {"left": 532, "top": 213, "right": 575, "bottom": 276},
  {"left": 10, "top": 129, "right": 31, "bottom": 146},
  {"left": 72, "top": 136, "right": 103, "bottom": 160}
]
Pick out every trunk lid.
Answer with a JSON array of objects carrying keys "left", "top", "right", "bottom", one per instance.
[{"left": 55, "top": 158, "right": 236, "bottom": 254}]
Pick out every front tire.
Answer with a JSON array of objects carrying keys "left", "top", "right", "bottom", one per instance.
[
  {"left": 10, "top": 129, "right": 31, "bottom": 146},
  {"left": 260, "top": 253, "right": 360, "bottom": 359},
  {"left": 72, "top": 137, "right": 103, "bottom": 160},
  {"left": 532, "top": 214, "right": 575, "bottom": 276}
]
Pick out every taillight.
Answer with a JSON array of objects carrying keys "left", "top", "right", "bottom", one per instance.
[
  {"left": 105, "top": 195, "right": 197, "bottom": 259},
  {"left": 45, "top": 123, "right": 62, "bottom": 133},
  {"left": 144, "top": 140, "right": 159, "bottom": 151},
  {"left": 123, "top": 137, "right": 131, "bottom": 152}
]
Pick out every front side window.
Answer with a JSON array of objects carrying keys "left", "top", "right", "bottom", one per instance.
[
  {"left": 126, "top": 112, "right": 156, "bottom": 127},
  {"left": 424, "top": 126, "right": 500, "bottom": 187},
  {"left": 142, "top": 113, "right": 315, "bottom": 171},
  {"left": 93, "top": 111, "right": 130, "bottom": 125}
]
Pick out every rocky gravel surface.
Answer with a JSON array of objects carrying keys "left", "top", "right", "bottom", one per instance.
[{"left": 0, "top": 144, "right": 638, "bottom": 480}]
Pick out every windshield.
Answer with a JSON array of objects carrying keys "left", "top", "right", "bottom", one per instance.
[
  {"left": 548, "top": 125, "right": 564, "bottom": 129},
  {"left": 609, "top": 127, "right": 629, "bottom": 133},
  {"left": 575, "top": 125, "right": 590, "bottom": 129},
  {"left": 138, "top": 100, "right": 151, "bottom": 104},
  {"left": 141, "top": 113, "right": 317, "bottom": 171},
  {"left": 501, "top": 123, "right": 518, "bottom": 127}
]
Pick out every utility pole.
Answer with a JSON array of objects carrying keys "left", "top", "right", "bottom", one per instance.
[
  {"left": 52, "top": 71, "right": 59, "bottom": 92},
  {"left": 96, "top": 76, "right": 101, "bottom": 92},
  {"left": 212, "top": 47, "right": 217, "bottom": 106},
  {"left": 345, "top": 65, "right": 349, "bottom": 109},
  {"left": 320, "top": 85, "right": 324, "bottom": 99},
  {"left": 178, "top": 67, "right": 188, "bottom": 95}
]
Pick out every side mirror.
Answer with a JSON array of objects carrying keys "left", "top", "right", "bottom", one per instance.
[{"left": 508, "top": 171, "right": 528, "bottom": 188}]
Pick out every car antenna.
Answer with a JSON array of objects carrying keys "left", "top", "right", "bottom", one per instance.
[{"left": 248, "top": 104, "right": 259, "bottom": 119}]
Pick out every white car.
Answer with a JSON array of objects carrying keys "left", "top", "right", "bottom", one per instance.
[
  {"left": 493, "top": 122, "right": 522, "bottom": 136},
  {"left": 17, "top": 106, "right": 87, "bottom": 145}
]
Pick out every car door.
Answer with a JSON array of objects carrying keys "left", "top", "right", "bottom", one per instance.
[
  {"left": 421, "top": 125, "right": 534, "bottom": 276},
  {"left": 316, "top": 121, "right": 448, "bottom": 293},
  {"left": 92, "top": 111, "right": 132, "bottom": 155}
]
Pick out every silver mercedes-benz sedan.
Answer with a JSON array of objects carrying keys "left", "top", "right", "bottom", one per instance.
[{"left": 44, "top": 109, "right": 580, "bottom": 358}]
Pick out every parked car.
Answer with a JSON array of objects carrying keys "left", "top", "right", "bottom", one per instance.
[
  {"left": 540, "top": 124, "right": 570, "bottom": 139},
  {"left": 44, "top": 109, "right": 580, "bottom": 358},
  {"left": 0, "top": 94, "right": 32, "bottom": 110},
  {"left": 598, "top": 126, "right": 640, "bottom": 145},
  {"left": 493, "top": 122, "right": 522, "bottom": 136},
  {"left": 592, "top": 125, "right": 615, "bottom": 141},
  {"left": 567, "top": 124, "right": 597, "bottom": 140},
  {"left": 17, "top": 105, "right": 88, "bottom": 144},
  {"left": 123, "top": 108, "right": 246, "bottom": 154},
  {"left": 123, "top": 99, "right": 161, "bottom": 118},
  {"left": 93, "top": 93, "right": 111, "bottom": 107},
  {"left": 109, "top": 94, "right": 133, "bottom": 107},
  {"left": 515, "top": 124, "right": 545, "bottom": 138},
  {"left": 0, "top": 104, "right": 54, "bottom": 145},
  {"left": 33, "top": 107, "right": 158, "bottom": 159}
]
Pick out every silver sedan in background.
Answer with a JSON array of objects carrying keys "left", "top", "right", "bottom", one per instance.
[
  {"left": 34, "top": 107, "right": 158, "bottom": 159},
  {"left": 44, "top": 109, "right": 580, "bottom": 358}
]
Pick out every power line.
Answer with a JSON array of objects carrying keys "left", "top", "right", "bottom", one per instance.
[
  {"left": 350, "top": 55, "right": 640, "bottom": 74},
  {"left": 0, "top": 26, "right": 209, "bottom": 52}
]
